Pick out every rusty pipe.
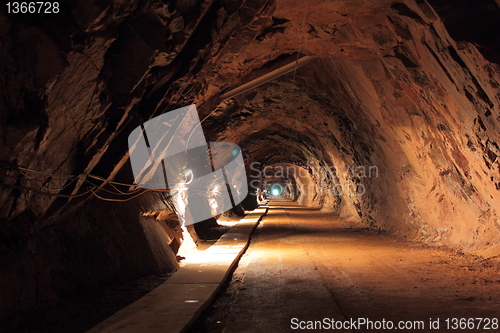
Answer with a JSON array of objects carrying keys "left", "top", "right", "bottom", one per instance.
[{"left": 220, "top": 56, "right": 317, "bottom": 100}]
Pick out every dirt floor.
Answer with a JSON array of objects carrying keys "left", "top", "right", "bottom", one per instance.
[{"left": 189, "top": 199, "right": 500, "bottom": 333}]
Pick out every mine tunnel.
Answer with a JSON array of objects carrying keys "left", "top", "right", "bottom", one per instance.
[{"left": 1, "top": 0, "right": 500, "bottom": 332}]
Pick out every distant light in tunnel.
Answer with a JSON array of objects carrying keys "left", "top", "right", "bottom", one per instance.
[{"left": 270, "top": 184, "right": 282, "bottom": 196}]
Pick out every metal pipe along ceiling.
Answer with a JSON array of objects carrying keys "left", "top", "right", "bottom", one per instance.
[{"left": 220, "top": 56, "right": 317, "bottom": 100}]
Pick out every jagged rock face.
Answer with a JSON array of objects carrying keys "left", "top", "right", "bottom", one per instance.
[
  {"left": 1, "top": 0, "right": 500, "bottom": 319},
  {"left": 201, "top": 0, "right": 500, "bottom": 255}
]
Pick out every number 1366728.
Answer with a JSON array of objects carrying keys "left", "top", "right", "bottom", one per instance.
[{"left": 6, "top": 2, "right": 60, "bottom": 14}]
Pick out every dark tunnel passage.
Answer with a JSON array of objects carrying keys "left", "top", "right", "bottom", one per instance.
[{"left": 1, "top": 0, "right": 500, "bottom": 331}]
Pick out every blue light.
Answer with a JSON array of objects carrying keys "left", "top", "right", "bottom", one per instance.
[
  {"left": 232, "top": 149, "right": 239, "bottom": 156},
  {"left": 270, "top": 185, "right": 282, "bottom": 196}
]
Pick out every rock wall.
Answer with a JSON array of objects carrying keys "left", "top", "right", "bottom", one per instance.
[
  {"left": 0, "top": 0, "right": 281, "bottom": 320},
  {"left": 0, "top": 0, "right": 223, "bottom": 320},
  {"left": 0, "top": 197, "right": 178, "bottom": 320},
  {"left": 199, "top": 0, "right": 500, "bottom": 257}
]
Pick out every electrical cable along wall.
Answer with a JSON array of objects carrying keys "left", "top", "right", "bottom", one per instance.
[{"left": 1, "top": 164, "right": 153, "bottom": 200}]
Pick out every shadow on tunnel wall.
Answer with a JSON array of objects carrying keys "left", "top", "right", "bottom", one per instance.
[{"left": 0, "top": 197, "right": 178, "bottom": 321}]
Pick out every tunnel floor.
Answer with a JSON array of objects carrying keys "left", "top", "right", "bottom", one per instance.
[{"left": 189, "top": 199, "right": 500, "bottom": 333}]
